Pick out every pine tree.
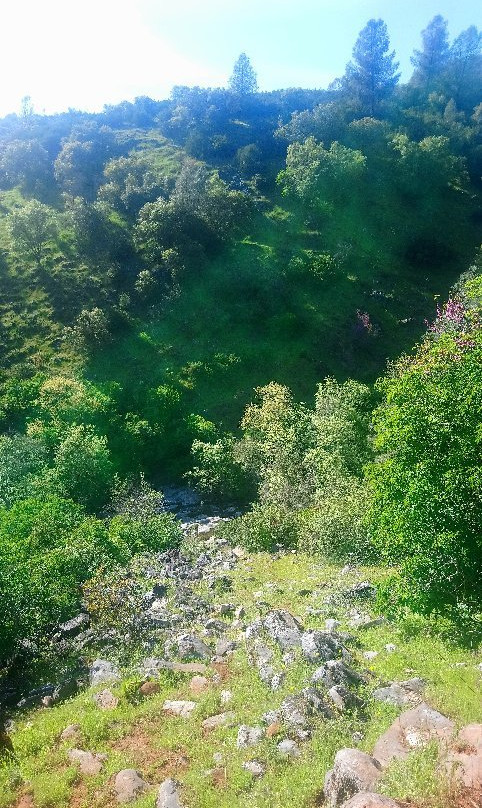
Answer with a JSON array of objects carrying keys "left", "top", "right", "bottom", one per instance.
[
  {"left": 343, "top": 19, "right": 400, "bottom": 117},
  {"left": 410, "top": 15, "right": 450, "bottom": 92},
  {"left": 229, "top": 53, "right": 258, "bottom": 94}
]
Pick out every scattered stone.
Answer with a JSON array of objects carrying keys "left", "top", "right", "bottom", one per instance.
[
  {"left": 263, "top": 610, "right": 303, "bottom": 649},
  {"left": 215, "top": 638, "right": 236, "bottom": 657},
  {"left": 68, "top": 748, "right": 104, "bottom": 776},
  {"left": 242, "top": 760, "right": 265, "bottom": 777},
  {"left": 329, "top": 685, "right": 364, "bottom": 712},
  {"left": 204, "top": 618, "right": 229, "bottom": 636},
  {"left": 213, "top": 752, "right": 224, "bottom": 765},
  {"left": 56, "top": 612, "right": 90, "bottom": 639},
  {"left": 216, "top": 603, "right": 236, "bottom": 617},
  {"left": 89, "top": 659, "right": 121, "bottom": 687},
  {"left": 237, "top": 725, "right": 264, "bottom": 748},
  {"left": 114, "top": 769, "right": 149, "bottom": 803},
  {"left": 52, "top": 677, "right": 80, "bottom": 703},
  {"left": 60, "top": 724, "right": 81, "bottom": 741},
  {"left": 363, "top": 652, "right": 378, "bottom": 661},
  {"left": 235, "top": 605, "right": 246, "bottom": 620},
  {"left": 280, "top": 687, "right": 333, "bottom": 737},
  {"left": 326, "top": 619, "right": 342, "bottom": 632},
  {"left": 93, "top": 689, "right": 119, "bottom": 710},
  {"left": 312, "top": 660, "right": 365, "bottom": 689},
  {"left": 165, "top": 633, "right": 211, "bottom": 661},
  {"left": 277, "top": 738, "right": 300, "bottom": 758},
  {"left": 301, "top": 631, "right": 342, "bottom": 663},
  {"left": 157, "top": 778, "right": 183, "bottom": 808},
  {"left": 189, "top": 676, "right": 209, "bottom": 695},
  {"left": 220, "top": 689, "right": 232, "bottom": 705},
  {"left": 163, "top": 700, "right": 197, "bottom": 718},
  {"left": 373, "top": 702, "right": 455, "bottom": 768},
  {"left": 324, "top": 748, "right": 383, "bottom": 807},
  {"left": 262, "top": 710, "right": 280, "bottom": 726},
  {"left": 350, "top": 616, "right": 386, "bottom": 630},
  {"left": 340, "top": 793, "right": 400, "bottom": 807},
  {"left": 444, "top": 723, "right": 482, "bottom": 789},
  {"left": 384, "top": 644, "right": 396, "bottom": 653},
  {"left": 202, "top": 711, "right": 235, "bottom": 731},
  {"left": 139, "top": 681, "right": 160, "bottom": 697}
]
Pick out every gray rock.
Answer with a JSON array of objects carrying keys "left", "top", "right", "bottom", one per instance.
[
  {"left": 165, "top": 633, "right": 211, "bottom": 661},
  {"left": 328, "top": 685, "right": 364, "bottom": 712},
  {"left": 93, "top": 689, "right": 119, "bottom": 710},
  {"left": 237, "top": 725, "right": 264, "bottom": 748},
  {"left": 114, "top": 769, "right": 149, "bottom": 803},
  {"left": 57, "top": 613, "right": 90, "bottom": 638},
  {"left": 89, "top": 659, "right": 120, "bottom": 687},
  {"left": 215, "top": 638, "right": 237, "bottom": 657},
  {"left": 324, "top": 748, "right": 382, "bottom": 807},
  {"left": 204, "top": 619, "right": 229, "bottom": 636},
  {"left": 60, "top": 724, "right": 81, "bottom": 741},
  {"left": 157, "top": 778, "right": 183, "bottom": 808},
  {"left": 280, "top": 687, "right": 333, "bottom": 737},
  {"left": 202, "top": 711, "right": 236, "bottom": 731},
  {"left": 263, "top": 609, "right": 303, "bottom": 649},
  {"left": 68, "top": 748, "right": 105, "bottom": 775},
  {"left": 301, "top": 630, "right": 342, "bottom": 663},
  {"left": 163, "top": 700, "right": 196, "bottom": 718},
  {"left": 312, "top": 660, "right": 364, "bottom": 689},
  {"left": 251, "top": 641, "right": 273, "bottom": 667},
  {"left": 372, "top": 684, "right": 419, "bottom": 708},
  {"left": 277, "top": 738, "right": 300, "bottom": 758},
  {"left": 262, "top": 709, "right": 280, "bottom": 725},
  {"left": 326, "top": 619, "right": 341, "bottom": 632},
  {"left": 242, "top": 760, "right": 265, "bottom": 777}
]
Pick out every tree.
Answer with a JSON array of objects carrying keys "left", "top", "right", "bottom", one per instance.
[
  {"left": 343, "top": 19, "right": 400, "bottom": 116},
  {"left": 0, "top": 139, "right": 51, "bottom": 195},
  {"left": 229, "top": 53, "right": 258, "bottom": 94},
  {"left": 410, "top": 15, "right": 450, "bottom": 93},
  {"left": 448, "top": 26, "right": 482, "bottom": 110},
  {"left": 7, "top": 200, "right": 58, "bottom": 267}
]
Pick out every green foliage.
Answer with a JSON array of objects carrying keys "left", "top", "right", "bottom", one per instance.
[
  {"left": 223, "top": 503, "right": 298, "bottom": 552},
  {"left": 0, "top": 433, "right": 48, "bottom": 507},
  {"left": 187, "top": 436, "right": 254, "bottom": 504},
  {"left": 7, "top": 200, "right": 59, "bottom": 266},
  {"left": 368, "top": 273, "right": 482, "bottom": 615},
  {"left": 108, "top": 512, "right": 182, "bottom": 555},
  {"left": 45, "top": 424, "right": 114, "bottom": 511}
]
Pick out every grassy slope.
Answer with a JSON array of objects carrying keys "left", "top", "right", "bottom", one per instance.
[{"left": 1, "top": 553, "right": 480, "bottom": 808}]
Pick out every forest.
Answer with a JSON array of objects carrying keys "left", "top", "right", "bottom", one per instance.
[{"left": 0, "top": 10, "right": 480, "bottom": 784}]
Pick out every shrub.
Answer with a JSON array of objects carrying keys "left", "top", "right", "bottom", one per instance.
[
  {"left": 297, "top": 473, "right": 372, "bottom": 562},
  {"left": 46, "top": 424, "right": 114, "bottom": 511},
  {"left": 223, "top": 503, "right": 299, "bottom": 552},
  {"left": 0, "top": 434, "right": 48, "bottom": 507},
  {"left": 367, "top": 273, "right": 482, "bottom": 615},
  {"left": 108, "top": 512, "right": 182, "bottom": 555},
  {"left": 187, "top": 436, "right": 254, "bottom": 504}
]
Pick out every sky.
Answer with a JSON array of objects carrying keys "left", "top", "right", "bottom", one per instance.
[{"left": 0, "top": 0, "right": 480, "bottom": 117}]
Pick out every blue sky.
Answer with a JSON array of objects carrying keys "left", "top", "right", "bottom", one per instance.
[{"left": 0, "top": 0, "right": 480, "bottom": 117}]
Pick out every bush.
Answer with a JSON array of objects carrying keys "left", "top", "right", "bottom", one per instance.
[
  {"left": 367, "top": 274, "right": 482, "bottom": 615},
  {"left": 108, "top": 513, "right": 182, "bottom": 555},
  {"left": 0, "top": 495, "right": 182, "bottom": 662},
  {"left": 297, "top": 473, "right": 372, "bottom": 562},
  {"left": 187, "top": 436, "right": 254, "bottom": 504},
  {"left": 46, "top": 424, "right": 114, "bottom": 511},
  {"left": 223, "top": 503, "right": 299, "bottom": 552}
]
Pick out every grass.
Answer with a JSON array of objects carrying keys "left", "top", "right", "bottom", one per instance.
[{"left": 1, "top": 551, "right": 480, "bottom": 808}]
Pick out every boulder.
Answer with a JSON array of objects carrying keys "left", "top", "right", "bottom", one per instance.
[
  {"left": 89, "top": 659, "right": 120, "bottom": 687},
  {"left": 139, "top": 681, "right": 160, "bottom": 697},
  {"left": 114, "top": 769, "right": 149, "bottom": 803},
  {"left": 444, "top": 723, "right": 482, "bottom": 789},
  {"left": 236, "top": 725, "right": 264, "bottom": 748},
  {"left": 189, "top": 676, "right": 209, "bottom": 695},
  {"left": 301, "top": 631, "right": 342, "bottom": 663},
  {"left": 68, "top": 748, "right": 104, "bottom": 775},
  {"left": 202, "top": 711, "right": 235, "bottom": 731},
  {"left": 263, "top": 610, "right": 303, "bottom": 649},
  {"left": 60, "top": 724, "right": 81, "bottom": 741},
  {"left": 373, "top": 702, "right": 455, "bottom": 768},
  {"left": 93, "top": 689, "right": 119, "bottom": 710},
  {"left": 242, "top": 760, "right": 265, "bottom": 777},
  {"left": 324, "top": 749, "right": 383, "bottom": 807},
  {"left": 340, "top": 793, "right": 400, "bottom": 807},
  {"left": 312, "top": 660, "right": 364, "bottom": 689},
  {"left": 277, "top": 738, "right": 300, "bottom": 758},
  {"left": 163, "top": 700, "right": 196, "bottom": 718},
  {"left": 165, "top": 633, "right": 211, "bottom": 661},
  {"left": 157, "top": 778, "right": 183, "bottom": 808}
]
